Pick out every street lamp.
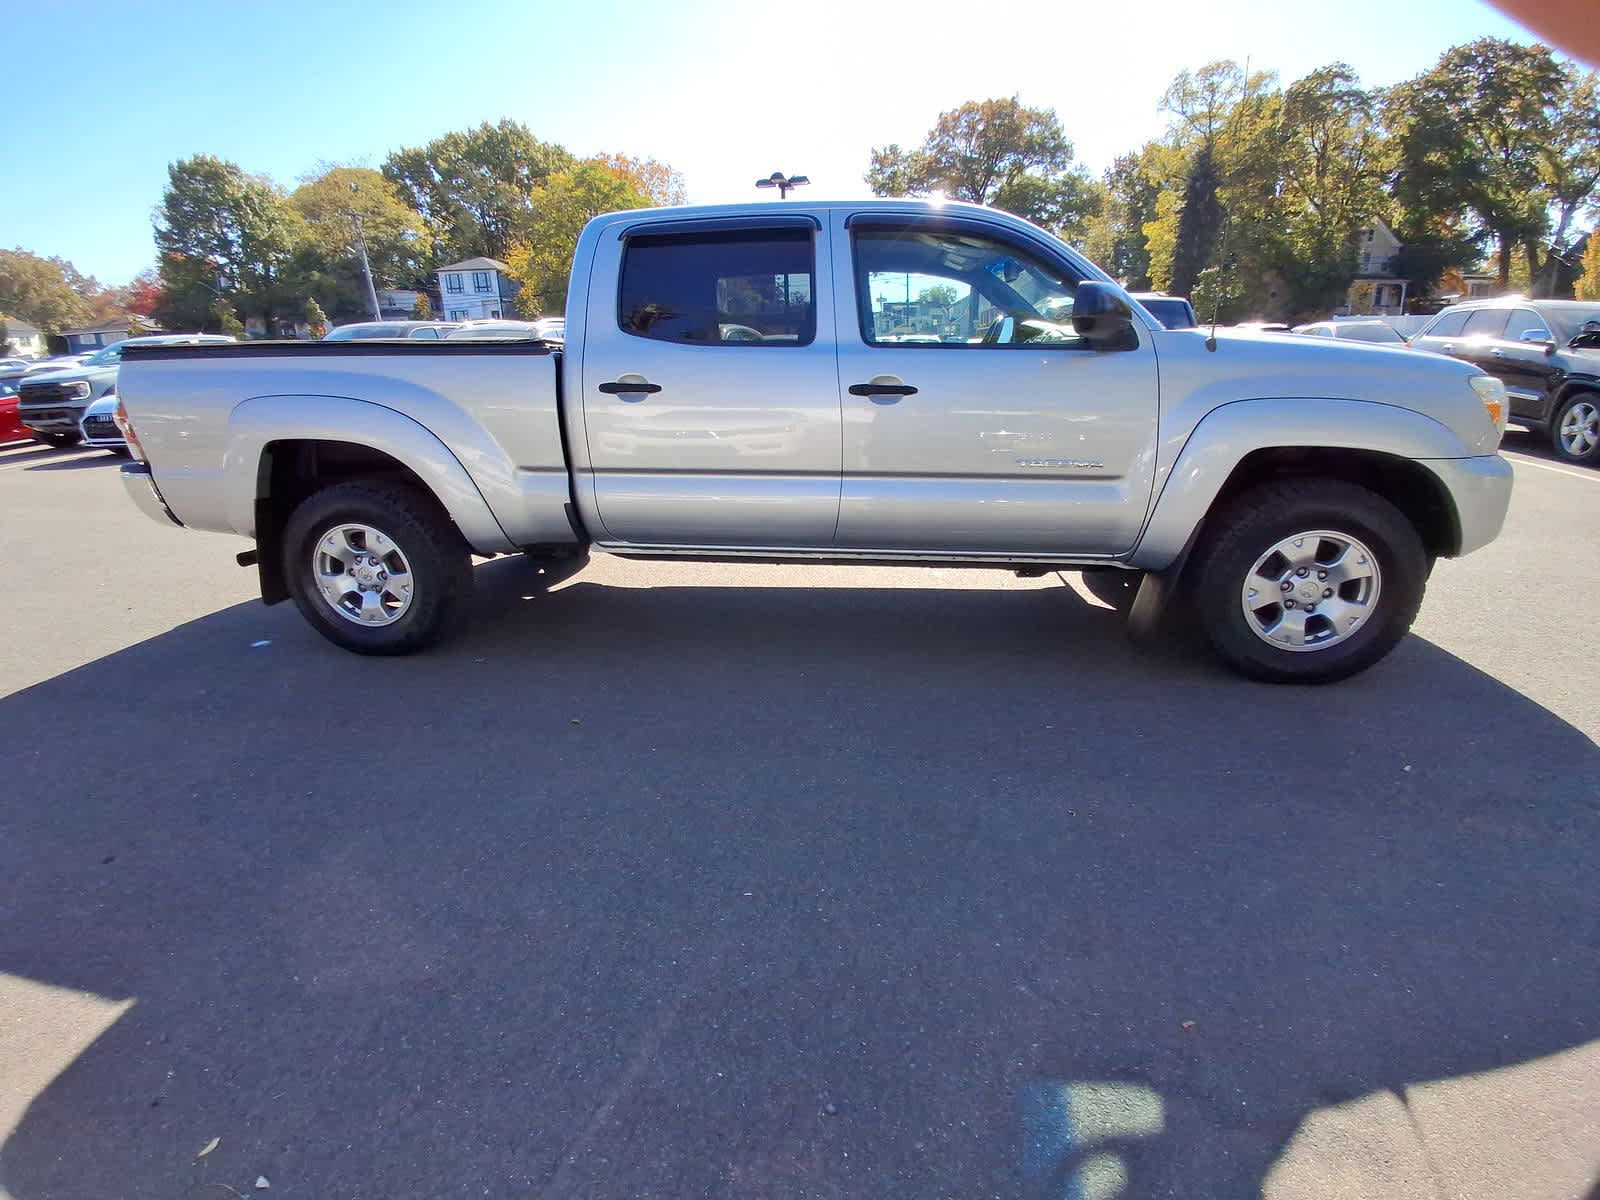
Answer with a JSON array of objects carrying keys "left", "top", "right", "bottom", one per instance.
[{"left": 755, "top": 171, "right": 809, "bottom": 199}]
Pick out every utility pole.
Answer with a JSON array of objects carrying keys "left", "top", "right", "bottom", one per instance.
[
  {"left": 349, "top": 182, "right": 382, "bottom": 321},
  {"left": 755, "top": 171, "right": 809, "bottom": 200}
]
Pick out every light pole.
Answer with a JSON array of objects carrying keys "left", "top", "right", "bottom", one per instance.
[
  {"left": 755, "top": 171, "right": 809, "bottom": 200},
  {"left": 348, "top": 182, "right": 382, "bottom": 321}
]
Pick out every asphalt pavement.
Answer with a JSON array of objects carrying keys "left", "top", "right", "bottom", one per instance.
[{"left": 0, "top": 435, "right": 1595, "bottom": 1200}]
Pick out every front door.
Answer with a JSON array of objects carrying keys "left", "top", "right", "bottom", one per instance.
[
  {"left": 579, "top": 219, "right": 841, "bottom": 547},
  {"left": 829, "top": 212, "right": 1159, "bottom": 557}
]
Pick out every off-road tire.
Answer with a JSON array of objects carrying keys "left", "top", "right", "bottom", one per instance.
[
  {"left": 1189, "top": 479, "right": 1427, "bottom": 684},
  {"left": 283, "top": 480, "right": 472, "bottom": 655}
]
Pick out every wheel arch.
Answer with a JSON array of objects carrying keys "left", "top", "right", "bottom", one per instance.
[
  {"left": 224, "top": 394, "right": 515, "bottom": 554},
  {"left": 1131, "top": 399, "right": 1473, "bottom": 569}
]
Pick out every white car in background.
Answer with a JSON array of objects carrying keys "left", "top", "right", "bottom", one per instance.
[
  {"left": 79, "top": 393, "right": 129, "bottom": 454},
  {"left": 1294, "top": 320, "right": 1409, "bottom": 346}
]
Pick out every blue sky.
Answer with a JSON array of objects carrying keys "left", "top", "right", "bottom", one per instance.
[{"left": 4, "top": 0, "right": 1539, "bottom": 285}]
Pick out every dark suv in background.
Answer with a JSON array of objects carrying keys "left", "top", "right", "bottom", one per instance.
[{"left": 1410, "top": 298, "right": 1600, "bottom": 466}]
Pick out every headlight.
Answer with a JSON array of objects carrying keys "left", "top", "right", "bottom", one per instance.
[
  {"left": 1469, "top": 374, "right": 1508, "bottom": 443},
  {"left": 68, "top": 380, "right": 91, "bottom": 400}
]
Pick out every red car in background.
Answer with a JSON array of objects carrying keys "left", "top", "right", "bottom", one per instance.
[{"left": 1, "top": 378, "right": 34, "bottom": 444}]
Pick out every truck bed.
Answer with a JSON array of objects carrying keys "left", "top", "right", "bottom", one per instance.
[{"left": 118, "top": 339, "right": 577, "bottom": 555}]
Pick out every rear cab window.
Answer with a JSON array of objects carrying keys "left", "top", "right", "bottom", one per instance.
[{"left": 618, "top": 229, "right": 815, "bottom": 346}]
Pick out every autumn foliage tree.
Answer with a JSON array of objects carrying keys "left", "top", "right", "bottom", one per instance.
[
  {"left": 505, "top": 162, "right": 652, "bottom": 314},
  {"left": 866, "top": 97, "right": 1103, "bottom": 241}
]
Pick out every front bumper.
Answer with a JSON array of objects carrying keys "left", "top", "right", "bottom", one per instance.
[
  {"left": 1419, "top": 453, "right": 1514, "bottom": 557},
  {"left": 20, "top": 402, "right": 88, "bottom": 432},
  {"left": 80, "top": 411, "right": 125, "bottom": 447},
  {"left": 120, "top": 462, "right": 182, "bottom": 527}
]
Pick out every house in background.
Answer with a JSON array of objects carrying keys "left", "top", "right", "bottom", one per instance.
[
  {"left": 59, "top": 315, "right": 163, "bottom": 353},
  {"left": 0, "top": 316, "right": 45, "bottom": 358},
  {"left": 1339, "top": 219, "right": 1409, "bottom": 316},
  {"left": 436, "top": 258, "right": 513, "bottom": 321}
]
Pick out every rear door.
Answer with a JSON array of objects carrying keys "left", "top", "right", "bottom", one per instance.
[
  {"left": 829, "top": 211, "right": 1159, "bottom": 557},
  {"left": 579, "top": 216, "right": 840, "bottom": 547},
  {"left": 1486, "top": 307, "right": 1563, "bottom": 423}
]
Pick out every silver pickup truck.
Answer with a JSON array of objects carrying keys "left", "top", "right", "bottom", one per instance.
[{"left": 116, "top": 200, "right": 1513, "bottom": 683}]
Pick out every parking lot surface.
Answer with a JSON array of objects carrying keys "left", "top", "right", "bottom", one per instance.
[{"left": 1, "top": 435, "right": 1596, "bottom": 1199}]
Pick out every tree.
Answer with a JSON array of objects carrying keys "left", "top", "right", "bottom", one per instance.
[
  {"left": 1388, "top": 39, "right": 1570, "bottom": 288},
  {"left": 1150, "top": 61, "right": 1283, "bottom": 304},
  {"left": 305, "top": 297, "right": 328, "bottom": 338},
  {"left": 1577, "top": 231, "right": 1600, "bottom": 300},
  {"left": 1267, "top": 64, "right": 1389, "bottom": 317},
  {"left": 1083, "top": 148, "right": 1167, "bottom": 288},
  {"left": 154, "top": 155, "right": 303, "bottom": 331},
  {"left": 1526, "top": 72, "right": 1600, "bottom": 296},
  {"left": 505, "top": 163, "right": 651, "bottom": 313},
  {"left": 382, "top": 121, "right": 573, "bottom": 263},
  {"left": 210, "top": 296, "right": 244, "bottom": 339},
  {"left": 410, "top": 293, "right": 431, "bottom": 319},
  {"left": 865, "top": 97, "right": 1102, "bottom": 237},
  {"left": 289, "top": 166, "right": 431, "bottom": 289},
  {"left": 918, "top": 284, "right": 958, "bottom": 307},
  {"left": 588, "top": 153, "right": 687, "bottom": 206},
  {"left": 124, "top": 269, "right": 161, "bottom": 316},
  {"left": 0, "top": 249, "right": 92, "bottom": 333}
]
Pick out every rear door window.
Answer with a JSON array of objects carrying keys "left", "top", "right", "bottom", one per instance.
[
  {"left": 1462, "top": 308, "right": 1509, "bottom": 338},
  {"left": 618, "top": 228, "right": 815, "bottom": 346}
]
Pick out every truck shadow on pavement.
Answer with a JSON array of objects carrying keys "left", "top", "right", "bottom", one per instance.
[{"left": 2, "top": 557, "right": 1596, "bottom": 1200}]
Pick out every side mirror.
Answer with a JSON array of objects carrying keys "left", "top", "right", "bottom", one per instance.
[
  {"left": 1071, "top": 281, "right": 1135, "bottom": 347},
  {"left": 1518, "top": 328, "right": 1556, "bottom": 353}
]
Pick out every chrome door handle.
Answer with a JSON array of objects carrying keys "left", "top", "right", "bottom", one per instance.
[{"left": 1489, "top": 348, "right": 1505, "bottom": 357}]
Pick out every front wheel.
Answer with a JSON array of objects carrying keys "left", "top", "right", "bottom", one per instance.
[
  {"left": 283, "top": 481, "right": 472, "bottom": 655},
  {"left": 1188, "top": 480, "right": 1427, "bottom": 684},
  {"left": 1550, "top": 392, "right": 1600, "bottom": 465}
]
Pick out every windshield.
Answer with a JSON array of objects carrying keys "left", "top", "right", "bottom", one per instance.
[
  {"left": 1139, "top": 298, "right": 1197, "bottom": 329},
  {"left": 82, "top": 344, "right": 123, "bottom": 366},
  {"left": 1338, "top": 323, "right": 1407, "bottom": 344},
  {"left": 1548, "top": 308, "right": 1600, "bottom": 343}
]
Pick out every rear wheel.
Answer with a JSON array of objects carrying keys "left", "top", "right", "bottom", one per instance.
[
  {"left": 1550, "top": 392, "right": 1600, "bottom": 465},
  {"left": 283, "top": 481, "right": 472, "bottom": 655},
  {"left": 42, "top": 432, "right": 81, "bottom": 448},
  {"left": 1189, "top": 480, "right": 1426, "bottom": 683}
]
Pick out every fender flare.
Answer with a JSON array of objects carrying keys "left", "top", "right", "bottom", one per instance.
[
  {"left": 223, "top": 394, "right": 516, "bottom": 554},
  {"left": 1129, "top": 397, "right": 1475, "bottom": 570}
]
